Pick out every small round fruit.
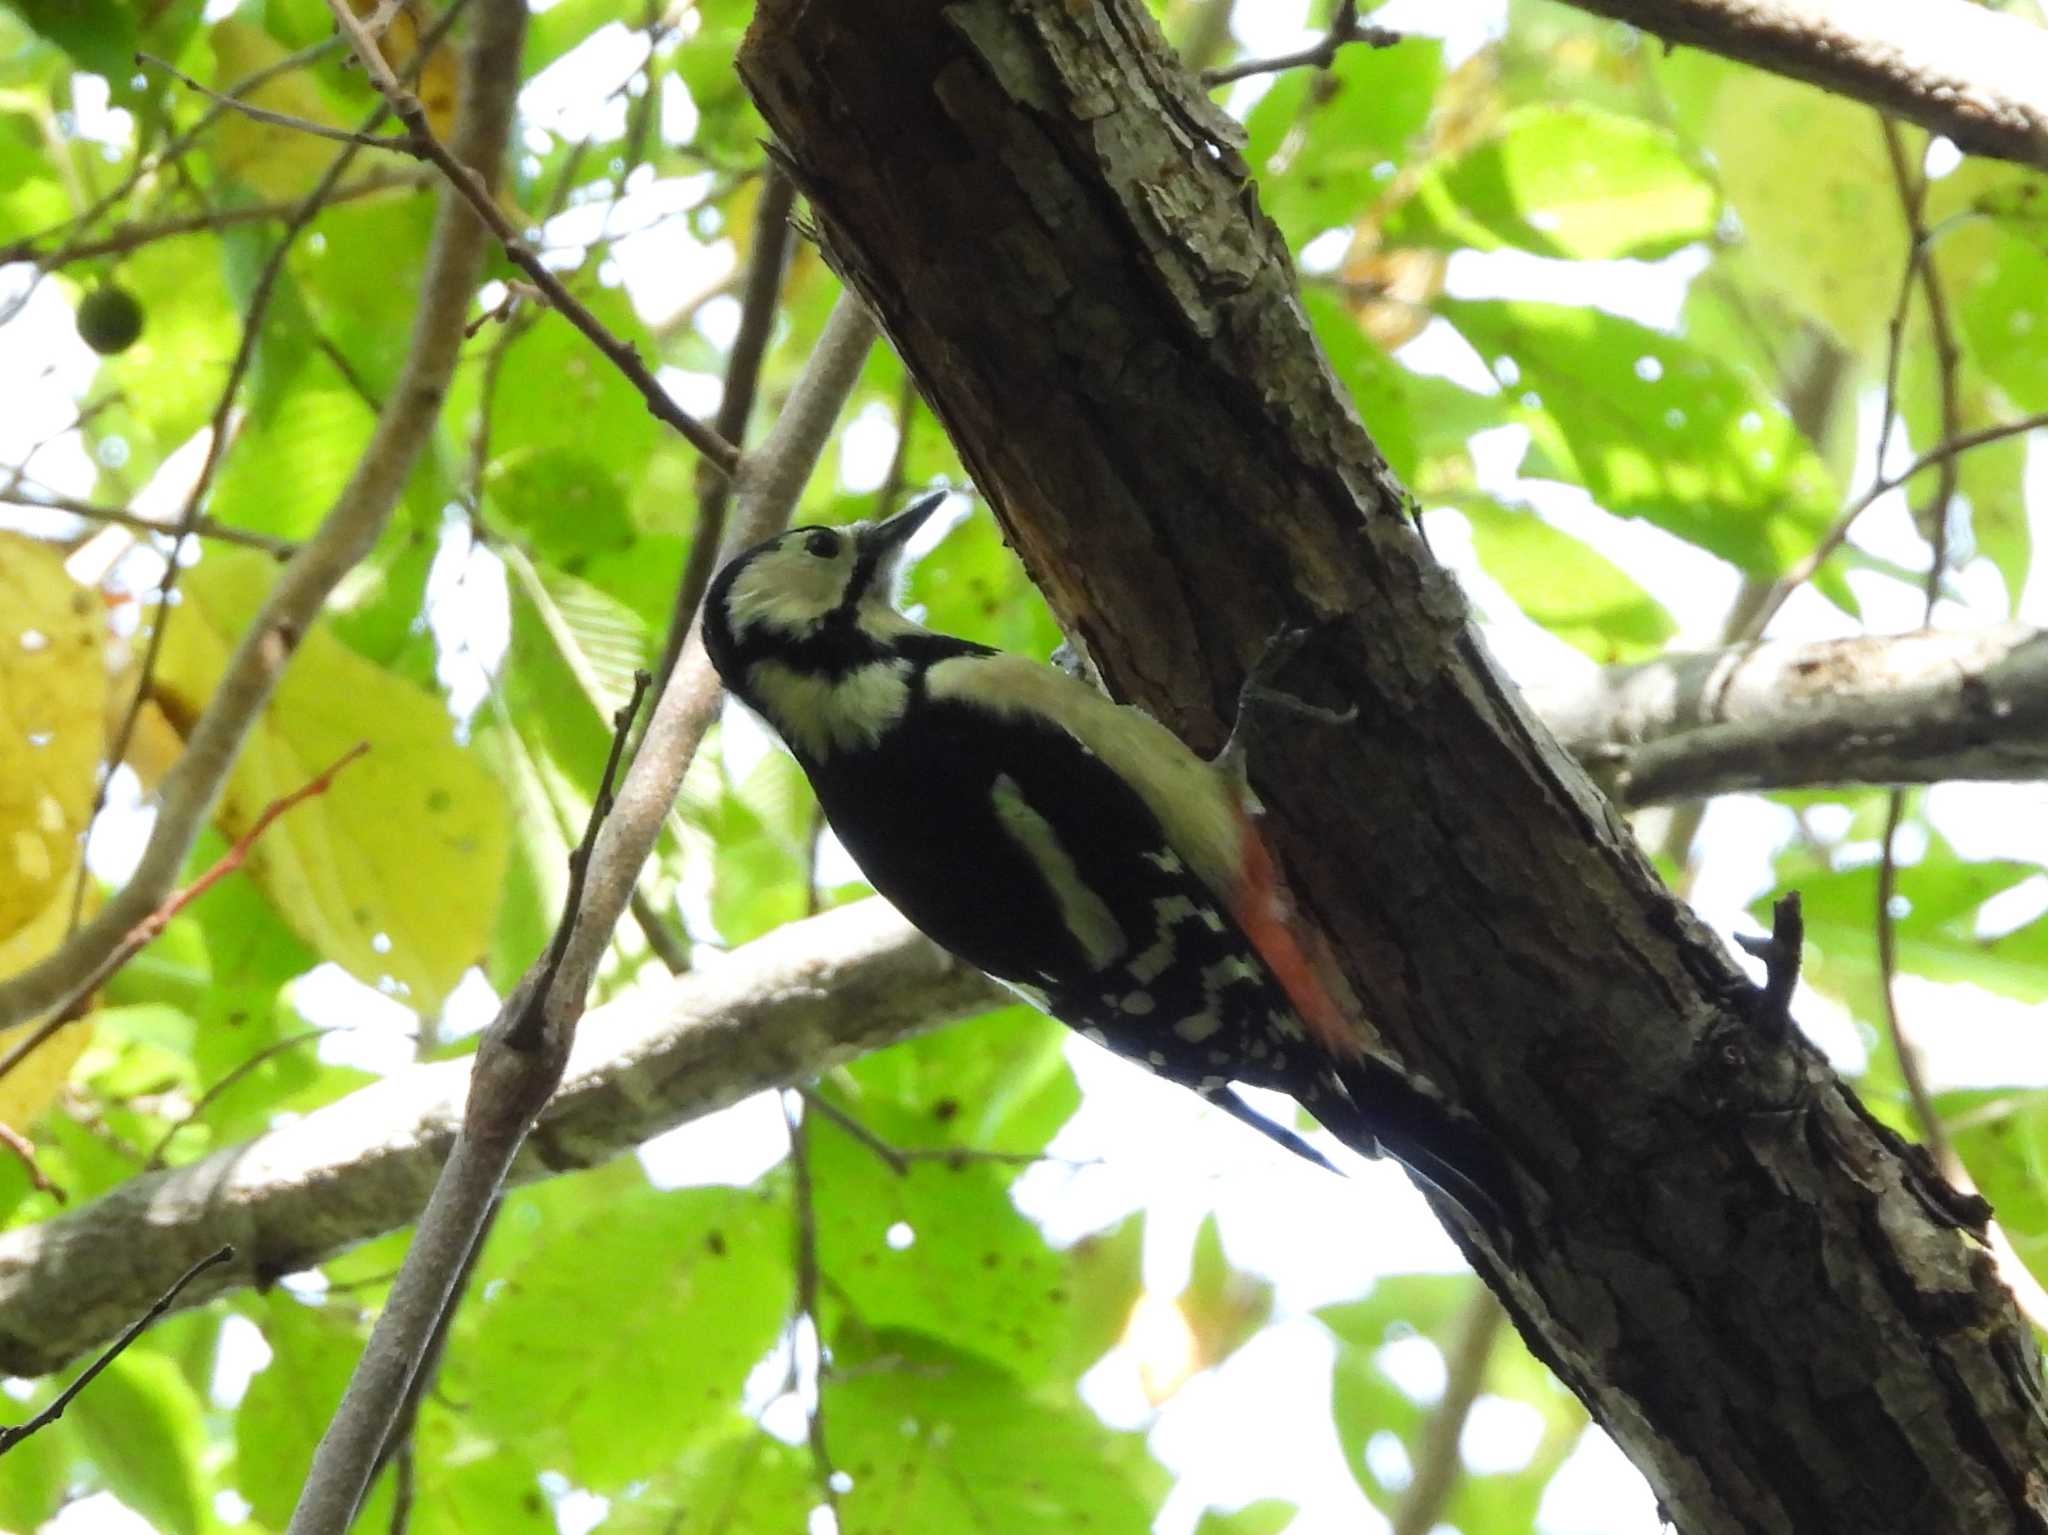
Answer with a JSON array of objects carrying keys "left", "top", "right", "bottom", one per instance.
[{"left": 76, "top": 285, "right": 144, "bottom": 355}]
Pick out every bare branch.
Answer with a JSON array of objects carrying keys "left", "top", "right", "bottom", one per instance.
[
  {"left": 285, "top": 568, "right": 640, "bottom": 1535},
  {"left": 1528, "top": 625, "right": 2048, "bottom": 805},
  {"left": 1557, "top": 0, "right": 2048, "bottom": 172},
  {"left": 284, "top": 287, "right": 875, "bottom": 1530},
  {"left": 0, "top": 900, "right": 1003, "bottom": 1379},
  {"left": 0, "top": 1246, "right": 232, "bottom": 1455},
  {"left": 551, "top": 292, "right": 878, "bottom": 1025}
]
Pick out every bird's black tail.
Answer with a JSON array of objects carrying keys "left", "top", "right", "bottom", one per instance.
[{"left": 1317, "top": 1059, "right": 1517, "bottom": 1243}]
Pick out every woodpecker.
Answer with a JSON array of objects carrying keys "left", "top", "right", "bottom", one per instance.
[{"left": 703, "top": 492, "right": 1505, "bottom": 1228}]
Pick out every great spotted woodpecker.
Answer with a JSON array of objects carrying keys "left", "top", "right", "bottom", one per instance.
[{"left": 703, "top": 492, "right": 1503, "bottom": 1227}]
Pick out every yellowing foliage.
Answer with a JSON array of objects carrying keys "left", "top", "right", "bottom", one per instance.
[
  {"left": 0, "top": 534, "right": 103, "bottom": 946},
  {"left": 149, "top": 550, "right": 509, "bottom": 1012},
  {"left": 0, "top": 535, "right": 104, "bottom": 1131},
  {"left": 208, "top": 21, "right": 357, "bottom": 201}
]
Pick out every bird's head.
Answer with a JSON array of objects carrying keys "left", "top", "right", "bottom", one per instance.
[{"left": 703, "top": 490, "right": 947, "bottom": 686}]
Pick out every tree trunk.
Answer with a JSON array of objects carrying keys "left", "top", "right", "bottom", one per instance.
[{"left": 736, "top": 3, "right": 2048, "bottom": 1531}]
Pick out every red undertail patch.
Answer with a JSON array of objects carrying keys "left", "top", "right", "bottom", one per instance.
[{"left": 1226, "top": 808, "right": 1359, "bottom": 1060}]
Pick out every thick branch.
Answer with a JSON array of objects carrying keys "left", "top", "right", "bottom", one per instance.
[
  {"left": 1529, "top": 625, "right": 2048, "bottom": 805},
  {"left": 0, "top": 900, "right": 1001, "bottom": 1378},
  {"left": 1559, "top": 0, "right": 2048, "bottom": 172},
  {"left": 736, "top": 6, "right": 2048, "bottom": 1532}
]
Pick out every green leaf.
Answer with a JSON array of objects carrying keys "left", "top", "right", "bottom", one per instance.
[
  {"left": 153, "top": 548, "right": 511, "bottom": 1011},
  {"left": 1459, "top": 495, "right": 1675, "bottom": 660},
  {"left": 236, "top": 1293, "right": 369, "bottom": 1528},
  {"left": 804, "top": 1010, "right": 1086, "bottom": 1380},
  {"left": 1394, "top": 104, "right": 1717, "bottom": 260},
  {"left": 1059, "top": 1213, "right": 1146, "bottom": 1380},
  {"left": 1945, "top": 1089, "right": 2048, "bottom": 1285},
  {"left": 827, "top": 1330, "right": 1169, "bottom": 1535},
  {"left": 0, "top": 1383, "right": 76, "bottom": 1531},
  {"left": 6, "top": 0, "right": 136, "bottom": 76},
  {"left": 294, "top": 190, "right": 441, "bottom": 401},
  {"left": 605, "top": 1430, "right": 816, "bottom": 1535},
  {"left": 1656, "top": 51, "right": 1903, "bottom": 350},
  {"left": 1242, "top": 37, "right": 1444, "bottom": 245},
  {"left": 1957, "top": 226, "right": 2048, "bottom": 413},
  {"left": 810, "top": 1093, "right": 1072, "bottom": 1379},
  {"left": 843, "top": 1004, "right": 1079, "bottom": 1157},
  {"left": 461, "top": 1165, "right": 793, "bottom": 1489},
  {"left": 1441, "top": 298, "right": 1836, "bottom": 576},
  {"left": 210, "top": 386, "right": 378, "bottom": 539},
  {"left": 1764, "top": 840, "right": 2048, "bottom": 1022},
  {"left": 69, "top": 1348, "right": 212, "bottom": 1535},
  {"left": 704, "top": 747, "right": 814, "bottom": 947},
  {"left": 489, "top": 447, "right": 636, "bottom": 565},
  {"left": 1193, "top": 1500, "right": 1298, "bottom": 1535},
  {"left": 485, "top": 290, "right": 662, "bottom": 488}
]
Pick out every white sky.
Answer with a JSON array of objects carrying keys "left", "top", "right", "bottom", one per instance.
[{"left": 5, "top": 1, "right": 2046, "bottom": 1532}]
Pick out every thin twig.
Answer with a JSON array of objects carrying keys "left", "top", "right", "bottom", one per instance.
[
  {"left": 1733, "top": 893, "right": 1804, "bottom": 1042},
  {"left": 0, "top": 1245, "right": 233, "bottom": 1456},
  {"left": 7, "top": 37, "right": 346, "bottom": 270},
  {"left": 1872, "top": 121, "right": 1963, "bottom": 1174},
  {"left": 782, "top": 1092, "right": 841, "bottom": 1516},
  {"left": 0, "top": 1122, "right": 64, "bottom": 1203},
  {"left": 1201, "top": 4, "right": 1398, "bottom": 87},
  {"left": 0, "top": 168, "right": 432, "bottom": 270},
  {"left": 629, "top": 888, "right": 691, "bottom": 974},
  {"left": 285, "top": 286, "right": 875, "bottom": 1535},
  {"left": 505, "top": 672, "right": 651, "bottom": 1051},
  {"left": 2, "top": 487, "right": 299, "bottom": 556},
  {"left": 655, "top": 165, "right": 798, "bottom": 692},
  {"left": 0, "top": 744, "right": 370, "bottom": 1089},
  {"left": 1874, "top": 792, "right": 1949, "bottom": 1163},
  {"left": 1739, "top": 410, "right": 2048, "bottom": 641},
  {"left": 870, "top": 369, "right": 917, "bottom": 520},
  {"left": 143, "top": 1028, "right": 343, "bottom": 1169},
  {"left": 798, "top": 1088, "right": 1089, "bottom": 1176},
  {"left": 319, "top": 0, "right": 741, "bottom": 477},
  {"left": 140, "top": 54, "right": 416, "bottom": 152}
]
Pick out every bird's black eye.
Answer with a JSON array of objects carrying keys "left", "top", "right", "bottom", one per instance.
[{"left": 803, "top": 529, "right": 841, "bottom": 559}]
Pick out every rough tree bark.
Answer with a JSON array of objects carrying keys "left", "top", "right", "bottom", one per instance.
[{"left": 737, "top": 4, "right": 2048, "bottom": 1533}]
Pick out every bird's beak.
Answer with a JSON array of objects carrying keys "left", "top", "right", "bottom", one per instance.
[{"left": 860, "top": 490, "right": 948, "bottom": 575}]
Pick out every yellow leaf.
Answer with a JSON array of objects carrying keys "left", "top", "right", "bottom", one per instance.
[
  {"left": 209, "top": 20, "right": 356, "bottom": 201},
  {"left": 151, "top": 550, "right": 509, "bottom": 1011},
  {"left": 0, "top": 906, "right": 94, "bottom": 1136},
  {"left": 0, "top": 534, "right": 104, "bottom": 946}
]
